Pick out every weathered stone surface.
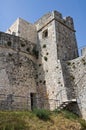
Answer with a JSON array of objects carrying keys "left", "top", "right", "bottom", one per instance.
[{"left": 0, "top": 10, "right": 86, "bottom": 119}]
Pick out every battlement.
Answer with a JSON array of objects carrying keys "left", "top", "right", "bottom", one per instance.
[
  {"left": 0, "top": 32, "right": 36, "bottom": 57},
  {"left": 53, "top": 10, "right": 74, "bottom": 30},
  {"left": 35, "top": 10, "right": 75, "bottom": 32}
]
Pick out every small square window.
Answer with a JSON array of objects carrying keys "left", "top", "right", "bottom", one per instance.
[{"left": 42, "top": 29, "right": 48, "bottom": 38}]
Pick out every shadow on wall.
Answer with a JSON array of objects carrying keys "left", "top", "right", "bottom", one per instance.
[
  {"left": 61, "top": 62, "right": 82, "bottom": 117},
  {"left": 35, "top": 35, "right": 50, "bottom": 110},
  {"left": 61, "top": 62, "right": 76, "bottom": 100}
]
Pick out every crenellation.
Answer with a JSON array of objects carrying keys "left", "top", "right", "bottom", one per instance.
[
  {"left": 64, "top": 16, "right": 74, "bottom": 29},
  {"left": 53, "top": 10, "right": 62, "bottom": 19}
]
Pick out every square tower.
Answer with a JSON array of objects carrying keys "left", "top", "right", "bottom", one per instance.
[{"left": 35, "top": 11, "right": 79, "bottom": 110}]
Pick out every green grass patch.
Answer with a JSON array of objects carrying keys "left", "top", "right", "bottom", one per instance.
[
  {"left": 61, "top": 110, "right": 78, "bottom": 120},
  {"left": 0, "top": 111, "right": 35, "bottom": 130},
  {"left": 33, "top": 109, "right": 51, "bottom": 121},
  {"left": 79, "top": 119, "right": 86, "bottom": 130},
  {"left": 0, "top": 110, "right": 85, "bottom": 130}
]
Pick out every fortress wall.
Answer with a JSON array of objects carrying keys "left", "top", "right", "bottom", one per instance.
[
  {"left": 65, "top": 54, "right": 86, "bottom": 119},
  {"left": 0, "top": 48, "right": 37, "bottom": 96},
  {"left": 0, "top": 32, "right": 37, "bottom": 110},
  {"left": 0, "top": 32, "right": 37, "bottom": 57}
]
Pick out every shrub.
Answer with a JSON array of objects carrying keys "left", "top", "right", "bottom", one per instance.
[
  {"left": 62, "top": 110, "right": 78, "bottom": 120},
  {"left": 79, "top": 119, "right": 86, "bottom": 129},
  {"left": 33, "top": 109, "right": 50, "bottom": 121},
  {"left": 53, "top": 109, "right": 61, "bottom": 115}
]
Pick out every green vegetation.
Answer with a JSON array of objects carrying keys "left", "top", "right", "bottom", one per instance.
[
  {"left": 61, "top": 110, "right": 78, "bottom": 120},
  {"left": 33, "top": 109, "right": 50, "bottom": 121},
  {"left": 0, "top": 110, "right": 86, "bottom": 130}
]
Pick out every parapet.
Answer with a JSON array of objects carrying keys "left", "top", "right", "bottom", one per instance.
[
  {"left": 0, "top": 32, "right": 37, "bottom": 57},
  {"left": 35, "top": 10, "right": 75, "bottom": 31},
  {"left": 53, "top": 10, "right": 75, "bottom": 30}
]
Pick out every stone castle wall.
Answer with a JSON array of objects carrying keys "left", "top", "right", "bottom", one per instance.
[
  {"left": 35, "top": 11, "right": 86, "bottom": 120},
  {"left": 0, "top": 10, "right": 86, "bottom": 119},
  {"left": 64, "top": 53, "right": 86, "bottom": 119},
  {"left": 0, "top": 32, "right": 37, "bottom": 110}
]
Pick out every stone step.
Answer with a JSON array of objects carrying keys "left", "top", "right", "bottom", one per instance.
[{"left": 58, "top": 99, "right": 77, "bottom": 110}]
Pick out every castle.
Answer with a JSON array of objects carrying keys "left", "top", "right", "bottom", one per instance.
[{"left": 0, "top": 10, "right": 86, "bottom": 119}]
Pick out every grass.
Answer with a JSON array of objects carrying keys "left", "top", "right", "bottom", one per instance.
[
  {"left": 0, "top": 110, "right": 86, "bottom": 130},
  {"left": 61, "top": 110, "right": 79, "bottom": 120},
  {"left": 33, "top": 109, "right": 51, "bottom": 121}
]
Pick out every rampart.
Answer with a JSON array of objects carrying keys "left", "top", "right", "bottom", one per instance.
[{"left": 0, "top": 32, "right": 38, "bottom": 110}]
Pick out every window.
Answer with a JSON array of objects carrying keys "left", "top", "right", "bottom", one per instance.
[{"left": 42, "top": 29, "right": 48, "bottom": 38}]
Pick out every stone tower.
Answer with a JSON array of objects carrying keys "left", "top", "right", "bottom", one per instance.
[{"left": 35, "top": 11, "right": 78, "bottom": 109}]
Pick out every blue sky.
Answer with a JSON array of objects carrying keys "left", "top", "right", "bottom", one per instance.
[{"left": 0, "top": 0, "right": 86, "bottom": 49}]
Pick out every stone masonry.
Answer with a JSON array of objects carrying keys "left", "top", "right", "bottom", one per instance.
[{"left": 0, "top": 10, "right": 85, "bottom": 119}]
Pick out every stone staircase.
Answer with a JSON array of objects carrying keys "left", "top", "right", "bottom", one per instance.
[{"left": 58, "top": 99, "right": 77, "bottom": 110}]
